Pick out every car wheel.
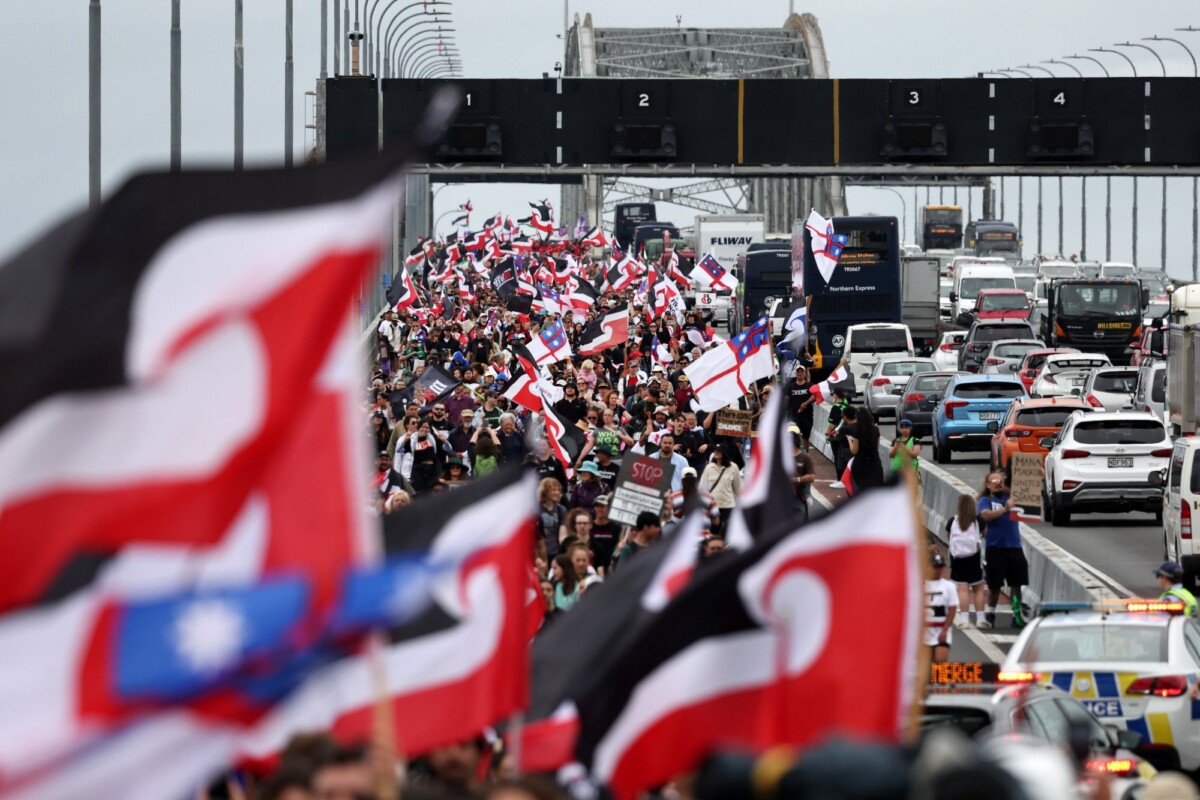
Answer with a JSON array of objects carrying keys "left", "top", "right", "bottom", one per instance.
[
  {"left": 1154, "top": 508, "right": 1164, "bottom": 525},
  {"left": 1042, "top": 490, "right": 1054, "bottom": 525},
  {"left": 1053, "top": 499, "right": 1071, "bottom": 527},
  {"left": 934, "top": 433, "right": 951, "bottom": 464}
]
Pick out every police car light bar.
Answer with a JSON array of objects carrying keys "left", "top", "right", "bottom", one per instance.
[
  {"left": 1039, "top": 599, "right": 1185, "bottom": 615},
  {"left": 1085, "top": 758, "right": 1137, "bottom": 777},
  {"left": 1124, "top": 600, "right": 1185, "bottom": 614},
  {"left": 996, "top": 670, "right": 1035, "bottom": 684}
]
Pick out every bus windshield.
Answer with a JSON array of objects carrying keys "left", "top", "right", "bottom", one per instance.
[
  {"left": 849, "top": 328, "right": 909, "bottom": 352},
  {"left": 961, "top": 277, "right": 1016, "bottom": 300},
  {"left": 1056, "top": 284, "right": 1141, "bottom": 317}
]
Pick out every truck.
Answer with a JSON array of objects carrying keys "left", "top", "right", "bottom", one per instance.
[
  {"left": 692, "top": 214, "right": 765, "bottom": 327},
  {"left": 965, "top": 219, "right": 1020, "bottom": 259},
  {"left": 900, "top": 256, "right": 941, "bottom": 355},
  {"left": 1165, "top": 283, "right": 1200, "bottom": 437},
  {"left": 1040, "top": 278, "right": 1148, "bottom": 366}
]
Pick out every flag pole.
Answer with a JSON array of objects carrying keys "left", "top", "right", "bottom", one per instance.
[
  {"left": 507, "top": 711, "right": 525, "bottom": 778},
  {"left": 900, "top": 461, "right": 929, "bottom": 746},
  {"left": 369, "top": 630, "right": 403, "bottom": 800}
]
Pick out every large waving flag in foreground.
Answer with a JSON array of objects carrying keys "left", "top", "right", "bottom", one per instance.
[
  {"left": 806, "top": 209, "right": 848, "bottom": 285},
  {"left": 684, "top": 317, "right": 776, "bottom": 412},
  {"left": 724, "top": 384, "right": 796, "bottom": 550},
  {"left": 572, "top": 482, "right": 923, "bottom": 800},
  {"left": 0, "top": 160, "right": 403, "bottom": 798}
]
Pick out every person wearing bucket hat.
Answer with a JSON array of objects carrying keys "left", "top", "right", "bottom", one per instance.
[
  {"left": 569, "top": 459, "right": 607, "bottom": 512},
  {"left": 441, "top": 456, "right": 470, "bottom": 487},
  {"left": 924, "top": 548, "right": 958, "bottom": 663}
]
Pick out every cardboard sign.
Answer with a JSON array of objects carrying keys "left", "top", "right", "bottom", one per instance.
[
  {"left": 714, "top": 408, "right": 753, "bottom": 438},
  {"left": 1009, "top": 453, "right": 1043, "bottom": 522},
  {"left": 609, "top": 454, "right": 676, "bottom": 527}
]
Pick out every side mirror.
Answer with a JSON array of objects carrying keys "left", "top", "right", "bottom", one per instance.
[
  {"left": 1039, "top": 436, "right": 1056, "bottom": 449},
  {"left": 1008, "top": 363, "right": 1019, "bottom": 372},
  {"left": 1142, "top": 286, "right": 1151, "bottom": 308},
  {"left": 1149, "top": 469, "right": 1166, "bottom": 488},
  {"left": 1106, "top": 724, "right": 1143, "bottom": 750},
  {"left": 986, "top": 421, "right": 999, "bottom": 432},
  {"left": 949, "top": 291, "right": 958, "bottom": 303},
  {"left": 1025, "top": 369, "right": 1036, "bottom": 378}
]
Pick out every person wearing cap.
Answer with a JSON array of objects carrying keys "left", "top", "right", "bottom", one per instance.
[
  {"left": 889, "top": 419, "right": 922, "bottom": 477},
  {"left": 924, "top": 549, "right": 959, "bottom": 663},
  {"left": 589, "top": 444, "right": 621, "bottom": 490},
  {"left": 1155, "top": 562, "right": 1197, "bottom": 616},
  {"left": 569, "top": 460, "right": 607, "bottom": 512},
  {"left": 589, "top": 496, "right": 622, "bottom": 574},
  {"left": 670, "top": 466, "right": 721, "bottom": 530},
  {"left": 441, "top": 456, "right": 470, "bottom": 487}
]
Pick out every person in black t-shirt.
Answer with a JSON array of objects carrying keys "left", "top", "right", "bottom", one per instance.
[
  {"left": 591, "top": 445, "right": 621, "bottom": 490},
  {"left": 588, "top": 496, "right": 622, "bottom": 575}
]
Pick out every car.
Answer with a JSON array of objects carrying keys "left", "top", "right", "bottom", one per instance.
[
  {"left": 973, "top": 288, "right": 1033, "bottom": 321},
  {"left": 863, "top": 356, "right": 938, "bottom": 419},
  {"left": 1100, "top": 261, "right": 1139, "bottom": 279},
  {"left": 1001, "top": 600, "right": 1200, "bottom": 771},
  {"left": 1132, "top": 361, "right": 1166, "bottom": 422},
  {"left": 1130, "top": 325, "right": 1169, "bottom": 368},
  {"left": 1041, "top": 410, "right": 1170, "bottom": 526},
  {"left": 989, "top": 396, "right": 1093, "bottom": 472},
  {"left": 843, "top": 323, "right": 915, "bottom": 396},
  {"left": 922, "top": 671, "right": 1153, "bottom": 789},
  {"left": 1031, "top": 352, "right": 1112, "bottom": 399},
  {"left": 938, "top": 278, "right": 954, "bottom": 321},
  {"left": 958, "top": 319, "right": 1038, "bottom": 373},
  {"left": 1015, "top": 347, "right": 1080, "bottom": 393},
  {"left": 1080, "top": 366, "right": 1139, "bottom": 412},
  {"left": 931, "top": 374, "right": 1027, "bottom": 463},
  {"left": 1159, "top": 438, "right": 1200, "bottom": 587},
  {"left": 932, "top": 331, "right": 966, "bottom": 371},
  {"left": 895, "top": 371, "right": 959, "bottom": 440},
  {"left": 980, "top": 338, "right": 1044, "bottom": 376}
]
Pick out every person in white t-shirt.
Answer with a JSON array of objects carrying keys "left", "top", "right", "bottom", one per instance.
[
  {"left": 946, "top": 493, "right": 987, "bottom": 628},
  {"left": 924, "top": 550, "right": 958, "bottom": 663}
]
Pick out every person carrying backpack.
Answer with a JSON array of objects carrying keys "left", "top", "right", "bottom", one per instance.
[{"left": 945, "top": 493, "right": 986, "bottom": 627}]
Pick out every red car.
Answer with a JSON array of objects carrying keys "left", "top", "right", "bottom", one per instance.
[
  {"left": 1130, "top": 325, "right": 1169, "bottom": 367},
  {"left": 974, "top": 288, "right": 1032, "bottom": 321},
  {"left": 1015, "top": 348, "right": 1079, "bottom": 393}
]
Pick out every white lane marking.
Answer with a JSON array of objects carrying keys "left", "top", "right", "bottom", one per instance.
[
  {"left": 810, "top": 486, "right": 834, "bottom": 512},
  {"left": 962, "top": 624, "right": 1007, "bottom": 662}
]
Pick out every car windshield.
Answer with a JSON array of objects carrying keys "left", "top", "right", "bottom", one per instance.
[
  {"left": 961, "top": 277, "right": 1016, "bottom": 300},
  {"left": 920, "top": 706, "right": 992, "bottom": 738},
  {"left": 1016, "top": 408, "right": 1083, "bottom": 428},
  {"left": 1015, "top": 275, "right": 1037, "bottom": 293},
  {"left": 954, "top": 382, "right": 1024, "bottom": 399},
  {"left": 1092, "top": 371, "right": 1138, "bottom": 393},
  {"left": 1056, "top": 283, "right": 1141, "bottom": 317},
  {"left": 882, "top": 361, "right": 935, "bottom": 377},
  {"left": 912, "top": 374, "right": 953, "bottom": 392},
  {"left": 994, "top": 342, "right": 1039, "bottom": 359},
  {"left": 1103, "top": 265, "right": 1136, "bottom": 278},
  {"left": 1018, "top": 624, "right": 1168, "bottom": 663},
  {"left": 1146, "top": 301, "right": 1170, "bottom": 318},
  {"left": 975, "top": 325, "right": 1034, "bottom": 343},
  {"left": 980, "top": 293, "right": 1029, "bottom": 311},
  {"left": 1039, "top": 264, "right": 1078, "bottom": 278},
  {"left": 1072, "top": 419, "right": 1165, "bottom": 445},
  {"left": 851, "top": 329, "right": 909, "bottom": 352}
]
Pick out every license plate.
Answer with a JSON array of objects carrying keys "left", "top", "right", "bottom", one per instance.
[
  {"left": 1108, "top": 457, "right": 1133, "bottom": 468},
  {"left": 979, "top": 412, "right": 1002, "bottom": 420},
  {"left": 1071, "top": 378, "right": 1086, "bottom": 386}
]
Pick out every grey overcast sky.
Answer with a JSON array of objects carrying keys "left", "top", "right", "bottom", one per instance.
[{"left": 2, "top": 1, "right": 1199, "bottom": 273}]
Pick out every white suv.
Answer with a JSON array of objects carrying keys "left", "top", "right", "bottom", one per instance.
[
  {"left": 1159, "top": 438, "right": 1200, "bottom": 588},
  {"left": 1031, "top": 352, "right": 1111, "bottom": 399},
  {"left": 1042, "top": 411, "right": 1171, "bottom": 527}
]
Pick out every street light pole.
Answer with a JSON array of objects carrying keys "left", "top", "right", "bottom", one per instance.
[
  {"left": 1019, "top": 64, "right": 1056, "bottom": 77},
  {"left": 89, "top": 0, "right": 101, "bottom": 207},
  {"left": 234, "top": 0, "right": 243, "bottom": 170},
  {"left": 334, "top": 0, "right": 341, "bottom": 75},
  {"left": 1044, "top": 59, "right": 1083, "bottom": 77},
  {"left": 1115, "top": 42, "right": 1166, "bottom": 75},
  {"left": 1092, "top": 48, "right": 1139, "bottom": 263},
  {"left": 285, "top": 0, "right": 294, "bottom": 166},
  {"left": 1168, "top": 30, "right": 1200, "bottom": 276},
  {"left": 321, "top": 0, "right": 328, "bottom": 79},
  {"left": 171, "top": 0, "right": 181, "bottom": 171}
]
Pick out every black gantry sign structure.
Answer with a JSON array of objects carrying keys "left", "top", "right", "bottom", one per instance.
[{"left": 322, "top": 77, "right": 1200, "bottom": 173}]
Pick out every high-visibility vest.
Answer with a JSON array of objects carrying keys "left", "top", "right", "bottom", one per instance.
[{"left": 1160, "top": 586, "right": 1198, "bottom": 617}]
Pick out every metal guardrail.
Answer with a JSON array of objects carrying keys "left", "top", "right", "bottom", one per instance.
[{"left": 810, "top": 402, "right": 1115, "bottom": 610}]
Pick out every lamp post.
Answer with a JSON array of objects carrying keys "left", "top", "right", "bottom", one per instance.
[
  {"left": 375, "top": 1, "right": 449, "bottom": 77},
  {"left": 1115, "top": 41, "right": 1166, "bottom": 75},
  {"left": 398, "top": 34, "right": 456, "bottom": 77},
  {"left": 285, "top": 0, "right": 294, "bottom": 166},
  {"left": 382, "top": 11, "right": 448, "bottom": 78},
  {"left": 1019, "top": 63, "right": 1056, "bottom": 77},
  {"left": 1134, "top": 38, "right": 1178, "bottom": 272},
  {"left": 89, "top": 0, "right": 100, "bottom": 206},
  {"left": 1068, "top": 56, "right": 1110, "bottom": 258},
  {"left": 418, "top": 61, "right": 461, "bottom": 79},
  {"left": 876, "top": 187, "right": 907, "bottom": 243},
  {"left": 171, "top": 0, "right": 181, "bottom": 171},
  {"left": 1092, "top": 48, "right": 1139, "bottom": 264},
  {"left": 1174, "top": 29, "right": 1200, "bottom": 278},
  {"left": 1044, "top": 59, "right": 1084, "bottom": 256},
  {"left": 1044, "top": 59, "right": 1083, "bottom": 77},
  {"left": 407, "top": 49, "right": 461, "bottom": 79},
  {"left": 1000, "top": 68, "right": 1034, "bottom": 78},
  {"left": 1064, "top": 54, "right": 1110, "bottom": 77},
  {"left": 235, "top": 0, "right": 243, "bottom": 169}
]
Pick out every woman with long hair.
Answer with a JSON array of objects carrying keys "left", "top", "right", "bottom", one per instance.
[
  {"left": 946, "top": 493, "right": 986, "bottom": 626},
  {"left": 551, "top": 553, "right": 582, "bottom": 612},
  {"left": 848, "top": 406, "right": 884, "bottom": 493},
  {"left": 538, "top": 477, "right": 569, "bottom": 562},
  {"left": 401, "top": 418, "right": 448, "bottom": 494},
  {"left": 699, "top": 444, "right": 742, "bottom": 535}
]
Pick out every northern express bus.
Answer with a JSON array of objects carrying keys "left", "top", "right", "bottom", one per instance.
[
  {"left": 918, "top": 205, "right": 963, "bottom": 251},
  {"left": 798, "top": 215, "right": 904, "bottom": 379}
]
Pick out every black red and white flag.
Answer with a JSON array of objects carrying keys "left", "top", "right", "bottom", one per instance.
[
  {"left": 519, "top": 200, "right": 555, "bottom": 234},
  {"left": 405, "top": 238, "right": 429, "bottom": 269},
  {"left": 450, "top": 212, "right": 470, "bottom": 228},
  {"left": 509, "top": 233, "right": 534, "bottom": 253},
  {"left": 573, "top": 482, "right": 923, "bottom": 800},
  {"left": 606, "top": 253, "right": 641, "bottom": 292},
  {"left": 482, "top": 213, "right": 503, "bottom": 233},
  {"left": 541, "top": 403, "right": 587, "bottom": 478},
  {"left": 464, "top": 228, "right": 491, "bottom": 252},
  {"left": 578, "top": 308, "right": 630, "bottom": 356},
  {"left": 458, "top": 199, "right": 474, "bottom": 214},
  {"left": 724, "top": 384, "right": 796, "bottom": 550},
  {"left": 664, "top": 248, "right": 690, "bottom": 287},
  {"left": 387, "top": 267, "right": 423, "bottom": 312},
  {"left": 567, "top": 278, "right": 599, "bottom": 311},
  {"left": 241, "top": 468, "right": 539, "bottom": 767},
  {"left": 0, "top": 158, "right": 401, "bottom": 796},
  {"left": 515, "top": 512, "right": 707, "bottom": 773},
  {"left": 580, "top": 226, "right": 610, "bottom": 248}
]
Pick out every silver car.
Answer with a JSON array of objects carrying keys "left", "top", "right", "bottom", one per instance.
[
  {"left": 864, "top": 356, "right": 938, "bottom": 418},
  {"left": 1079, "top": 366, "right": 1139, "bottom": 412},
  {"left": 1030, "top": 353, "right": 1111, "bottom": 399},
  {"left": 932, "top": 331, "right": 966, "bottom": 371},
  {"left": 979, "top": 339, "right": 1044, "bottom": 376},
  {"left": 1133, "top": 360, "right": 1166, "bottom": 422}
]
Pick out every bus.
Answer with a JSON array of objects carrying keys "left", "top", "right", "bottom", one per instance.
[
  {"left": 613, "top": 203, "right": 656, "bottom": 250},
  {"left": 798, "top": 215, "right": 903, "bottom": 379},
  {"left": 966, "top": 219, "right": 1020, "bottom": 258},
  {"left": 733, "top": 248, "right": 794, "bottom": 334},
  {"left": 918, "top": 205, "right": 963, "bottom": 251}
]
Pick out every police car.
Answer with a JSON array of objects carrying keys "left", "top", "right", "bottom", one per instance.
[{"left": 1000, "top": 599, "right": 1200, "bottom": 771}]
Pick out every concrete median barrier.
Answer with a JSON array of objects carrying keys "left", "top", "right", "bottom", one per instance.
[{"left": 811, "top": 402, "right": 1110, "bottom": 609}]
